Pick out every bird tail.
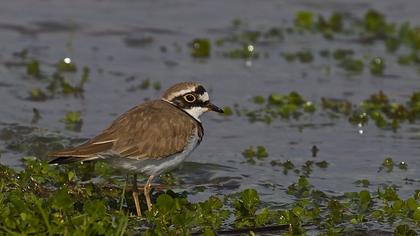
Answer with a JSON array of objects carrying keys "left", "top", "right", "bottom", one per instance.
[
  {"left": 47, "top": 140, "right": 113, "bottom": 164},
  {"left": 49, "top": 156, "right": 85, "bottom": 164}
]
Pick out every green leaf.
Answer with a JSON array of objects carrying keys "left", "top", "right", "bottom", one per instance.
[
  {"left": 155, "top": 194, "right": 175, "bottom": 214},
  {"left": 253, "top": 96, "right": 265, "bottom": 105},
  {"left": 359, "top": 190, "right": 371, "bottom": 211},
  {"left": 240, "top": 189, "right": 260, "bottom": 214},
  {"left": 295, "top": 11, "right": 314, "bottom": 30},
  {"left": 364, "top": 10, "right": 387, "bottom": 33},
  {"left": 51, "top": 188, "right": 73, "bottom": 210},
  {"left": 27, "top": 59, "right": 41, "bottom": 77},
  {"left": 190, "top": 39, "right": 211, "bottom": 58},
  {"left": 369, "top": 57, "right": 385, "bottom": 76},
  {"left": 340, "top": 58, "right": 364, "bottom": 73},
  {"left": 394, "top": 224, "right": 417, "bottom": 236},
  {"left": 64, "top": 111, "right": 82, "bottom": 124},
  {"left": 406, "top": 197, "right": 417, "bottom": 211},
  {"left": 57, "top": 59, "right": 77, "bottom": 72},
  {"left": 256, "top": 146, "right": 268, "bottom": 159},
  {"left": 67, "top": 171, "right": 76, "bottom": 181},
  {"left": 84, "top": 199, "right": 106, "bottom": 219},
  {"left": 221, "top": 106, "right": 233, "bottom": 116},
  {"left": 29, "top": 88, "right": 47, "bottom": 101},
  {"left": 201, "top": 228, "right": 216, "bottom": 236}
]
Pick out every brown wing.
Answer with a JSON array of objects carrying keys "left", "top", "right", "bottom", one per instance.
[{"left": 48, "top": 100, "right": 201, "bottom": 163}]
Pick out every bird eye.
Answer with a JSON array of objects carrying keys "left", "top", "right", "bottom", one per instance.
[{"left": 183, "top": 94, "right": 196, "bottom": 103}]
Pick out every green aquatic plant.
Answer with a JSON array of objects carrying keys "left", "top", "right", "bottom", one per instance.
[
  {"left": 140, "top": 79, "right": 151, "bottom": 90},
  {"left": 281, "top": 50, "right": 314, "bottom": 63},
  {"left": 63, "top": 111, "right": 83, "bottom": 132},
  {"left": 281, "top": 52, "right": 296, "bottom": 62},
  {"left": 242, "top": 146, "right": 268, "bottom": 164},
  {"left": 153, "top": 81, "right": 161, "bottom": 90},
  {"left": 231, "top": 90, "right": 420, "bottom": 129},
  {"left": 397, "top": 53, "right": 420, "bottom": 66},
  {"left": 223, "top": 44, "right": 257, "bottom": 59},
  {"left": 233, "top": 188, "right": 279, "bottom": 228},
  {"left": 216, "top": 27, "right": 274, "bottom": 46},
  {"left": 315, "top": 161, "right": 329, "bottom": 169},
  {"left": 294, "top": 11, "right": 314, "bottom": 30},
  {"left": 333, "top": 49, "right": 354, "bottom": 60},
  {"left": 287, "top": 176, "right": 312, "bottom": 198},
  {"left": 399, "top": 23, "right": 420, "bottom": 50},
  {"left": 0, "top": 159, "right": 129, "bottom": 235},
  {"left": 28, "top": 88, "right": 48, "bottom": 101},
  {"left": 64, "top": 111, "right": 82, "bottom": 124},
  {"left": 321, "top": 97, "right": 352, "bottom": 115},
  {"left": 209, "top": 8, "right": 420, "bottom": 75},
  {"left": 190, "top": 38, "right": 211, "bottom": 58},
  {"left": 369, "top": 57, "right": 386, "bottom": 75},
  {"left": 378, "top": 157, "right": 408, "bottom": 173},
  {"left": 47, "top": 69, "right": 88, "bottom": 95},
  {"left": 271, "top": 159, "right": 296, "bottom": 175},
  {"left": 364, "top": 10, "right": 388, "bottom": 35},
  {"left": 398, "top": 161, "right": 408, "bottom": 170},
  {"left": 221, "top": 106, "right": 233, "bottom": 116},
  {"left": 394, "top": 224, "right": 418, "bottom": 236},
  {"left": 294, "top": 11, "right": 345, "bottom": 35},
  {"left": 26, "top": 59, "right": 41, "bottom": 78},
  {"left": 24, "top": 58, "right": 90, "bottom": 97},
  {"left": 160, "top": 172, "right": 179, "bottom": 186},
  {"left": 0, "top": 159, "right": 418, "bottom": 235},
  {"left": 243, "top": 92, "right": 315, "bottom": 124},
  {"left": 57, "top": 58, "right": 77, "bottom": 73},
  {"left": 386, "top": 37, "right": 400, "bottom": 52},
  {"left": 339, "top": 57, "right": 364, "bottom": 73},
  {"left": 355, "top": 179, "right": 370, "bottom": 188},
  {"left": 316, "top": 12, "right": 343, "bottom": 34},
  {"left": 380, "top": 157, "right": 395, "bottom": 172},
  {"left": 252, "top": 96, "right": 265, "bottom": 105},
  {"left": 321, "top": 91, "right": 420, "bottom": 130}
]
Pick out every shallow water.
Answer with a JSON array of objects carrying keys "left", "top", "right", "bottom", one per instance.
[{"left": 1, "top": 0, "right": 420, "bottom": 233}]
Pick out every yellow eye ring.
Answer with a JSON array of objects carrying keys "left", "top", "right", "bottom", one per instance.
[{"left": 183, "top": 94, "right": 196, "bottom": 103}]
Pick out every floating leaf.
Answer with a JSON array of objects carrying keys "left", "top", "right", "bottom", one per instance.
[
  {"left": 190, "top": 39, "right": 211, "bottom": 58},
  {"left": 26, "top": 59, "right": 41, "bottom": 78},
  {"left": 295, "top": 11, "right": 314, "bottom": 30},
  {"left": 369, "top": 57, "right": 385, "bottom": 75}
]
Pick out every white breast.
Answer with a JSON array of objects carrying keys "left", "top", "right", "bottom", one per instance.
[{"left": 111, "top": 128, "right": 201, "bottom": 176}]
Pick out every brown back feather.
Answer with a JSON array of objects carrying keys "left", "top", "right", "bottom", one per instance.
[{"left": 48, "top": 100, "right": 202, "bottom": 163}]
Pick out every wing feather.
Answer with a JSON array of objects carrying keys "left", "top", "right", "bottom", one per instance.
[{"left": 48, "top": 100, "right": 200, "bottom": 164}]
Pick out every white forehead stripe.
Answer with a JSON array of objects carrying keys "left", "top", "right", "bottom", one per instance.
[
  {"left": 165, "top": 88, "right": 209, "bottom": 102},
  {"left": 165, "top": 87, "right": 196, "bottom": 101}
]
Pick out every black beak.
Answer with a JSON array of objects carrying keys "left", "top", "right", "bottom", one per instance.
[{"left": 207, "top": 102, "right": 224, "bottom": 113}]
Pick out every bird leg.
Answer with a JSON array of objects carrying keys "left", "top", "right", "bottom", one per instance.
[
  {"left": 131, "top": 174, "right": 142, "bottom": 217},
  {"left": 144, "top": 175, "right": 155, "bottom": 211}
]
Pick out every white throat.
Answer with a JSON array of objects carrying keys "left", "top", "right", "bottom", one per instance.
[{"left": 182, "top": 107, "right": 207, "bottom": 122}]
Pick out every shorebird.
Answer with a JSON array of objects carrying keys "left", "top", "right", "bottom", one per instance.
[{"left": 48, "top": 82, "right": 223, "bottom": 216}]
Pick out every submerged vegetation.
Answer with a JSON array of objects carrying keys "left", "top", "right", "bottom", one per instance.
[
  {"left": 0, "top": 159, "right": 418, "bottom": 235},
  {"left": 183, "top": 9, "right": 420, "bottom": 78},
  {"left": 222, "top": 90, "right": 420, "bottom": 130},
  {"left": 231, "top": 92, "right": 316, "bottom": 124},
  {"left": 242, "top": 145, "right": 268, "bottom": 164}
]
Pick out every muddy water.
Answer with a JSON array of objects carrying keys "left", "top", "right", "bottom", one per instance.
[{"left": 0, "top": 0, "right": 420, "bottom": 232}]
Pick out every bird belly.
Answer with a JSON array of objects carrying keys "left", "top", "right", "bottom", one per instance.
[{"left": 108, "top": 129, "right": 200, "bottom": 176}]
